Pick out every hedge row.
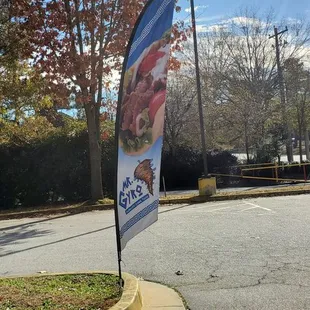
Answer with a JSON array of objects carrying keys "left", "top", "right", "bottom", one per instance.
[
  {"left": 161, "top": 148, "right": 238, "bottom": 189},
  {"left": 0, "top": 132, "right": 92, "bottom": 209},
  {"left": 2, "top": 129, "right": 309, "bottom": 210},
  {"left": 0, "top": 132, "right": 238, "bottom": 209}
]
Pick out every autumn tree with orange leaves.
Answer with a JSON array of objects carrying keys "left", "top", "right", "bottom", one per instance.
[{"left": 11, "top": 0, "right": 184, "bottom": 201}]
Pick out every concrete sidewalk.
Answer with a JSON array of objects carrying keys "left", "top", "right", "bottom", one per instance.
[{"left": 140, "top": 280, "right": 186, "bottom": 310}]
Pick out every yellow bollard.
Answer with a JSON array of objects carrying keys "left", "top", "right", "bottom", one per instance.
[{"left": 198, "top": 177, "right": 217, "bottom": 196}]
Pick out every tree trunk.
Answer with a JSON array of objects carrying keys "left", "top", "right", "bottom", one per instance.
[
  {"left": 298, "top": 122, "right": 303, "bottom": 163},
  {"left": 305, "top": 128, "right": 310, "bottom": 160},
  {"left": 286, "top": 127, "right": 293, "bottom": 162},
  {"left": 85, "top": 103, "right": 103, "bottom": 202},
  {"left": 245, "top": 123, "right": 250, "bottom": 164},
  {"left": 170, "top": 133, "right": 177, "bottom": 158}
]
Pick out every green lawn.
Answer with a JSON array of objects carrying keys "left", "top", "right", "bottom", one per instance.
[{"left": 0, "top": 274, "right": 121, "bottom": 310}]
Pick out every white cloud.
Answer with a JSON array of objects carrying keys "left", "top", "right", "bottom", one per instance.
[
  {"left": 196, "top": 15, "right": 225, "bottom": 23},
  {"left": 221, "top": 16, "right": 264, "bottom": 27},
  {"left": 194, "top": 16, "right": 269, "bottom": 34},
  {"left": 184, "top": 5, "right": 208, "bottom": 13},
  {"left": 195, "top": 24, "right": 208, "bottom": 32},
  {"left": 203, "top": 24, "right": 229, "bottom": 33},
  {"left": 181, "top": 14, "right": 224, "bottom": 26},
  {"left": 285, "top": 17, "right": 303, "bottom": 26},
  {"left": 194, "top": 23, "right": 228, "bottom": 33},
  {"left": 286, "top": 17, "right": 299, "bottom": 23},
  {"left": 184, "top": 6, "right": 193, "bottom": 13}
]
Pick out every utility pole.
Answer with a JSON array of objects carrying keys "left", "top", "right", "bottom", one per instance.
[
  {"left": 305, "top": 71, "right": 310, "bottom": 161},
  {"left": 190, "top": 0, "right": 209, "bottom": 177},
  {"left": 269, "top": 26, "right": 293, "bottom": 162}
]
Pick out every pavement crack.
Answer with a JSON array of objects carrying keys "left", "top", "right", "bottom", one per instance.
[{"left": 206, "top": 273, "right": 220, "bottom": 283}]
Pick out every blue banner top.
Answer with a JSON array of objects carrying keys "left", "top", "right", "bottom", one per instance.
[{"left": 126, "top": 0, "right": 174, "bottom": 69}]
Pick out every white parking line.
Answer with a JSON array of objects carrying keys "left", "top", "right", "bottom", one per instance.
[
  {"left": 179, "top": 202, "right": 247, "bottom": 213},
  {"left": 204, "top": 204, "right": 247, "bottom": 213},
  {"left": 239, "top": 206, "right": 258, "bottom": 212},
  {"left": 176, "top": 201, "right": 274, "bottom": 214},
  {"left": 192, "top": 201, "right": 233, "bottom": 209},
  {"left": 178, "top": 201, "right": 232, "bottom": 212},
  {"left": 243, "top": 202, "right": 273, "bottom": 212}
]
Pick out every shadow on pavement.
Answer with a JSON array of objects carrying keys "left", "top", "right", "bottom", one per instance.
[
  {"left": 0, "top": 204, "right": 193, "bottom": 258},
  {"left": 159, "top": 204, "right": 191, "bottom": 214},
  {"left": 0, "top": 224, "right": 115, "bottom": 258},
  {"left": 0, "top": 226, "right": 52, "bottom": 255},
  {"left": 0, "top": 213, "right": 81, "bottom": 232}
]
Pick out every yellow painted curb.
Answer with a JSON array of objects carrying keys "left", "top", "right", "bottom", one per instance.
[
  {"left": 110, "top": 273, "right": 142, "bottom": 310},
  {"left": 0, "top": 271, "right": 142, "bottom": 310}
]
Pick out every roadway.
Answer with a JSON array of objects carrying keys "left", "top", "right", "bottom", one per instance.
[{"left": 1, "top": 195, "right": 310, "bottom": 309}]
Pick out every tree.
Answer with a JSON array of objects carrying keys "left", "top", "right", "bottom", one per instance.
[
  {"left": 1, "top": 0, "right": 64, "bottom": 147},
  {"left": 0, "top": 0, "right": 10, "bottom": 57},
  {"left": 1, "top": 0, "right": 27, "bottom": 66},
  {"left": 164, "top": 72, "right": 198, "bottom": 155},
  {"left": 187, "top": 11, "right": 279, "bottom": 161},
  {"left": 181, "top": 7, "right": 310, "bottom": 162},
  {"left": 0, "top": 61, "right": 52, "bottom": 119},
  {"left": 12, "top": 0, "right": 145, "bottom": 201},
  {"left": 11, "top": 0, "right": 183, "bottom": 201},
  {"left": 284, "top": 58, "right": 310, "bottom": 161}
]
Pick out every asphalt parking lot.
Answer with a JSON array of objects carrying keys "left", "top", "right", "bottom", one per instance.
[{"left": 1, "top": 195, "right": 310, "bottom": 309}]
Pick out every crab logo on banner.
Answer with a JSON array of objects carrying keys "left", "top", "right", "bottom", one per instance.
[{"left": 116, "top": 0, "right": 175, "bottom": 250}]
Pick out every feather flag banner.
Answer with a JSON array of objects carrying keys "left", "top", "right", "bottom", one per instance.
[{"left": 115, "top": 0, "right": 175, "bottom": 250}]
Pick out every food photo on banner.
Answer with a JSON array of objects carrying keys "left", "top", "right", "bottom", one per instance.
[{"left": 115, "top": 0, "right": 175, "bottom": 250}]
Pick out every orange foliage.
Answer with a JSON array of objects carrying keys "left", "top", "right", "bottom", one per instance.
[{"left": 12, "top": 0, "right": 187, "bottom": 107}]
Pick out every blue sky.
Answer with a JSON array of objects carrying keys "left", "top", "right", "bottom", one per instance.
[{"left": 176, "top": 0, "right": 310, "bottom": 30}]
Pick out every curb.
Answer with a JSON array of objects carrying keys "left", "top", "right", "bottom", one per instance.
[
  {"left": 1, "top": 271, "right": 142, "bottom": 310},
  {"left": 110, "top": 272, "right": 142, "bottom": 310},
  {"left": 0, "top": 203, "right": 114, "bottom": 221},
  {"left": 160, "top": 187, "right": 310, "bottom": 204},
  {"left": 1, "top": 186, "right": 310, "bottom": 220}
]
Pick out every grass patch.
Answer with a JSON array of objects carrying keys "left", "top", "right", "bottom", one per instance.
[
  {"left": 98, "top": 198, "right": 114, "bottom": 205},
  {"left": 0, "top": 274, "right": 121, "bottom": 310}
]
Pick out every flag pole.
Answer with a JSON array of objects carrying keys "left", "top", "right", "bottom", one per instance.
[
  {"left": 113, "top": 0, "right": 157, "bottom": 288},
  {"left": 113, "top": 198, "right": 123, "bottom": 287},
  {"left": 190, "top": 0, "right": 209, "bottom": 177},
  {"left": 114, "top": 108, "right": 123, "bottom": 287}
]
